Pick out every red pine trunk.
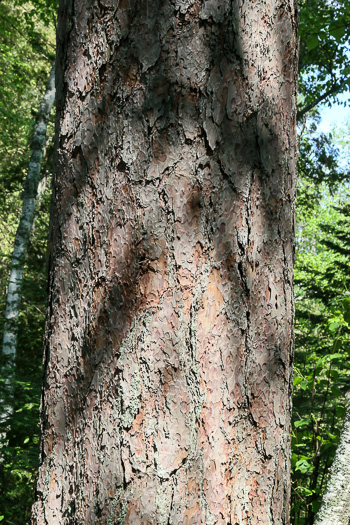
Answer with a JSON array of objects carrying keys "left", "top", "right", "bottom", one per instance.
[{"left": 33, "top": 0, "right": 298, "bottom": 523}]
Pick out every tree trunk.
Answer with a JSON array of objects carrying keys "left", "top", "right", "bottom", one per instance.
[
  {"left": 33, "top": 1, "right": 298, "bottom": 523},
  {"left": 1, "top": 60, "right": 55, "bottom": 422},
  {"left": 314, "top": 393, "right": 350, "bottom": 525}
]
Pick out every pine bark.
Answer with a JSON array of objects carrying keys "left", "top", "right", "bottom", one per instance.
[
  {"left": 1, "top": 61, "right": 55, "bottom": 421},
  {"left": 314, "top": 393, "right": 350, "bottom": 525},
  {"left": 33, "top": 1, "right": 298, "bottom": 523}
]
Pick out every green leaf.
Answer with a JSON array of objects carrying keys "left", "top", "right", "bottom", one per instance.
[
  {"left": 295, "top": 418, "right": 311, "bottom": 428},
  {"left": 329, "top": 353, "right": 343, "bottom": 361},
  {"left": 306, "top": 35, "right": 319, "bottom": 51},
  {"left": 293, "top": 376, "right": 303, "bottom": 387},
  {"left": 300, "top": 486, "right": 314, "bottom": 497},
  {"left": 296, "top": 459, "right": 313, "bottom": 474},
  {"left": 330, "top": 25, "right": 346, "bottom": 42},
  {"left": 331, "top": 384, "right": 344, "bottom": 397},
  {"left": 300, "top": 379, "right": 309, "bottom": 391},
  {"left": 329, "top": 321, "right": 341, "bottom": 332}
]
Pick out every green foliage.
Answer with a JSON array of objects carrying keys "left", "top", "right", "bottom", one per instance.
[
  {"left": 291, "top": 117, "right": 350, "bottom": 522},
  {"left": 0, "top": 184, "right": 51, "bottom": 525},
  {"left": 293, "top": 0, "right": 350, "bottom": 497},
  {"left": 0, "top": 0, "right": 56, "bottom": 523},
  {"left": 298, "top": 0, "right": 350, "bottom": 117}
]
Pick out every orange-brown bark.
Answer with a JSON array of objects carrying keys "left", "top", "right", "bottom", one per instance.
[{"left": 33, "top": 0, "right": 298, "bottom": 523}]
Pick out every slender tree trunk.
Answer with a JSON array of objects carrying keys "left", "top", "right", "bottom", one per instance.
[
  {"left": 314, "top": 393, "right": 350, "bottom": 525},
  {"left": 33, "top": 1, "right": 298, "bottom": 523},
  {"left": 1, "top": 61, "right": 55, "bottom": 421}
]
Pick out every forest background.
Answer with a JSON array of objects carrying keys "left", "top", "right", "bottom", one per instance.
[{"left": 0, "top": 0, "right": 349, "bottom": 523}]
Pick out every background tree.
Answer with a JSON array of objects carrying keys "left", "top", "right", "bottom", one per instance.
[
  {"left": 1, "top": 58, "right": 55, "bottom": 421},
  {"left": 314, "top": 391, "right": 350, "bottom": 524},
  {"left": 0, "top": 1, "right": 56, "bottom": 523}
]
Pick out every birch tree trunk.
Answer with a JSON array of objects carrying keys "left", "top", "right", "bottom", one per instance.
[
  {"left": 314, "top": 393, "right": 350, "bottom": 525},
  {"left": 1, "top": 61, "right": 55, "bottom": 421},
  {"left": 33, "top": 1, "right": 298, "bottom": 523}
]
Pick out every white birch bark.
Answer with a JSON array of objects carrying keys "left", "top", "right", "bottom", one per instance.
[
  {"left": 1, "top": 60, "right": 55, "bottom": 420},
  {"left": 315, "top": 392, "right": 350, "bottom": 525}
]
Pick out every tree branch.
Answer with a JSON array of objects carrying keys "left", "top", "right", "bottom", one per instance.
[{"left": 297, "top": 78, "right": 350, "bottom": 120}]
